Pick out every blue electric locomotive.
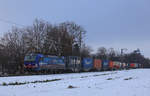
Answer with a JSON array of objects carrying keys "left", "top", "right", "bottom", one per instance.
[{"left": 24, "top": 54, "right": 65, "bottom": 71}]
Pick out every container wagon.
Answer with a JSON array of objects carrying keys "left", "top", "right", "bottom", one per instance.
[
  {"left": 109, "top": 61, "right": 114, "bottom": 70},
  {"left": 130, "top": 63, "right": 136, "bottom": 68},
  {"left": 65, "top": 56, "right": 81, "bottom": 72},
  {"left": 122, "top": 63, "right": 126, "bottom": 69},
  {"left": 113, "top": 61, "right": 121, "bottom": 70},
  {"left": 102, "top": 60, "right": 109, "bottom": 71},
  {"left": 93, "top": 59, "right": 102, "bottom": 71},
  {"left": 81, "top": 58, "right": 93, "bottom": 72},
  {"left": 130, "top": 63, "right": 139, "bottom": 68}
]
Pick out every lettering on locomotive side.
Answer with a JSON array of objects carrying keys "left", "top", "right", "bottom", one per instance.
[
  {"left": 85, "top": 60, "right": 91, "bottom": 65},
  {"left": 39, "top": 62, "right": 47, "bottom": 65},
  {"left": 52, "top": 59, "right": 57, "bottom": 64}
]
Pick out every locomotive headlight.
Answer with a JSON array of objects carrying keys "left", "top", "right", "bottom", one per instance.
[
  {"left": 24, "top": 65, "right": 27, "bottom": 68},
  {"left": 35, "top": 64, "right": 38, "bottom": 67}
]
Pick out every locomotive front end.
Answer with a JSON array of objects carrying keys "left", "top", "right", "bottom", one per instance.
[{"left": 24, "top": 54, "right": 40, "bottom": 71}]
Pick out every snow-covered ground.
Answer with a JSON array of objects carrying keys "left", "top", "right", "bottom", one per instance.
[{"left": 0, "top": 69, "right": 150, "bottom": 96}]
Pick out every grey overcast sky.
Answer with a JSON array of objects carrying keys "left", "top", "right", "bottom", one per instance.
[{"left": 0, "top": 0, "right": 150, "bottom": 57}]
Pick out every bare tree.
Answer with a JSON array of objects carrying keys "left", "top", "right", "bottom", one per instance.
[
  {"left": 96, "top": 47, "right": 108, "bottom": 60},
  {"left": 0, "top": 19, "right": 87, "bottom": 74},
  {"left": 107, "top": 48, "right": 118, "bottom": 61},
  {"left": 81, "top": 44, "right": 93, "bottom": 57}
]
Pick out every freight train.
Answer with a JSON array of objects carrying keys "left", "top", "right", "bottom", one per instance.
[{"left": 24, "top": 53, "right": 141, "bottom": 73}]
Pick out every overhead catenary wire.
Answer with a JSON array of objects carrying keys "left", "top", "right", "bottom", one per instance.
[{"left": 0, "top": 18, "right": 25, "bottom": 27}]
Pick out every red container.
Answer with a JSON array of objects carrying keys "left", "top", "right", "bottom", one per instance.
[
  {"left": 93, "top": 59, "right": 102, "bottom": 71},
  {"left": 130, "top": 63, "right": 135, "bottom": 68},
  {"left": 113, "top": 61, "right": 121, "bottom": 69},
  {"left": 109, "top": 61, "right": 114, "bottom": 69}
]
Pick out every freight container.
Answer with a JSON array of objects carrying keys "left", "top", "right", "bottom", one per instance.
[
  {"left": 135, "top": 63, "right": 139, "bottom": 68},
  {"left": 113, "top": 61, "right": 121, "bottom": 70},
  {"left": 65, "top": 56, "right": 81, "bottom": 72},
  {"left": 120, "top": 63, "right": 124, "bottom": 69},
  {"left": 138, "top": 64, "right": 142, "bottom": 68},
  {"left": 119, "top": 62, "right": 122, "bottom": 69},
  {"left": 122, "top": 63, "right": 126, "bottom": 69},
  {"left": 93, "top": 59, "right": 102, "bottom": 71},
  {"left": 109, "top": 61, "right": 114, "bottom": 70},
  {"left": 82, "top": 58, "right": 93, "bottom": 71},
  {"left": 130, "top": 63, "right": 135, "bottom": 68},
  {"left": 102, "top": 60, "right": 109, "bottom": 70},
  {"left": 126, "top": 63, "right": 130, "bottom": 69}
]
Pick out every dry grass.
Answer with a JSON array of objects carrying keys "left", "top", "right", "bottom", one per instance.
[
  {"left": 107, "top": 78, "right": 113, "bottom": 80},
  {"left": 124, "top": 77, "right": 133, "bottom": 80},
  {"left": 68, "top": 85, "right": 77, "bottom": 89},
  {"left": 2, "top": 78, "right": 61, "bottom": 86}
]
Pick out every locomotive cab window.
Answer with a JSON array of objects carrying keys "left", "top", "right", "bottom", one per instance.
[{"left": 24, "top": 55, "right": 36, "bottom": 62}]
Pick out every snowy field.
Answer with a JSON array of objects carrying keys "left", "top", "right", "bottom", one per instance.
[{"left": 0, "top": 69, "right": 150, "bottom": 96}]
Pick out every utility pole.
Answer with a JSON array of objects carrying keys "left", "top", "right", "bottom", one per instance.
[
  {"left": 79, "top": 31, "right": 82, "bottom": 57},
  {"left": 121, "top": 48, "right": 127, "bottom": 60},
  {"left": 121, "top": 48, "right": 127, "bottom": 68},
  {"left": 79, "top": 30, "right": 82, "bottom": 72}
]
